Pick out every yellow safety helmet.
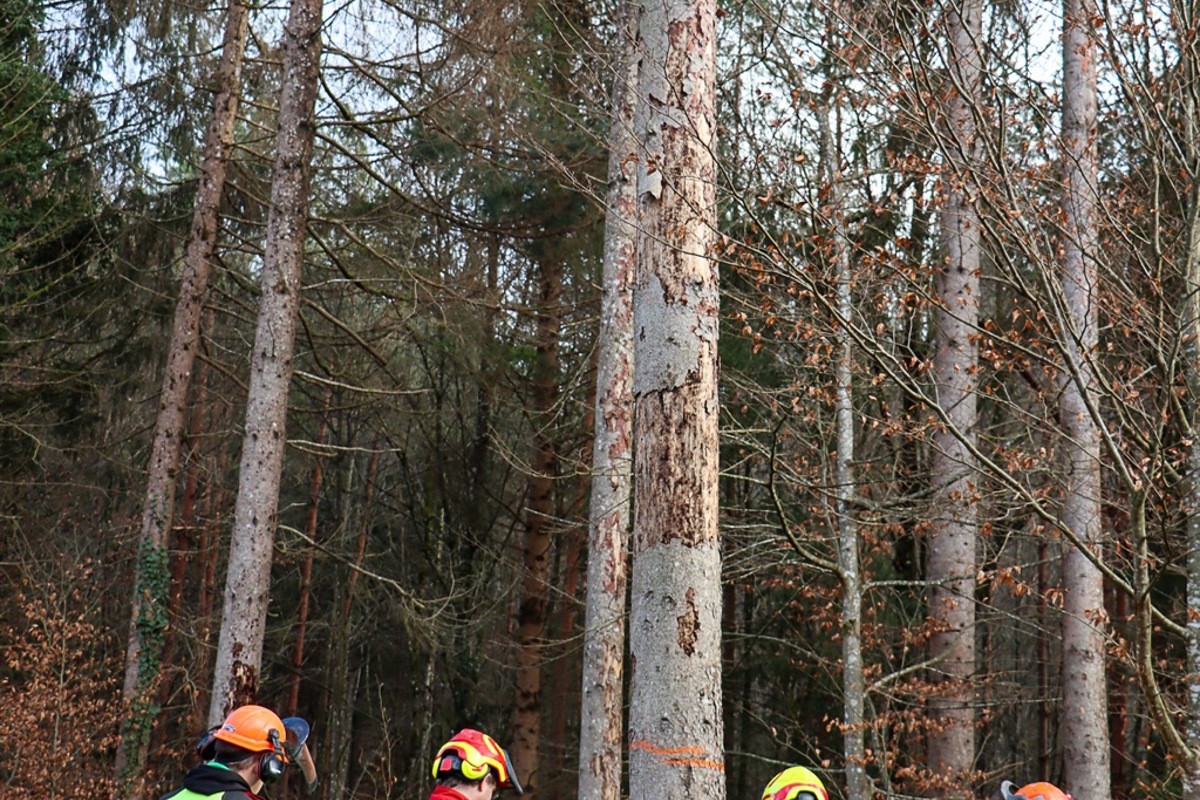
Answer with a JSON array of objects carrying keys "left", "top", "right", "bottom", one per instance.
[{"left": 763, "top": 766, "right": 828, "bottom": 800}]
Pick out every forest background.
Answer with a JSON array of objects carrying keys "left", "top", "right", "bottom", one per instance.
[{"left": 5, "top": 0, "right": 1200, "bottom": 799}]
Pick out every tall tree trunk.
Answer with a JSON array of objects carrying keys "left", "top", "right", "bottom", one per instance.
[
  {"left": 288, "top": 387, "right": 333, "bottom": 718},
  {"left": 149, "top": 328, "right": 214, "bottom": 756},
  {"left": 195, "top": 428, "right": 230, "bottom": 731},
  {"left": 819, "top": 101, "right": 868, "bottom": 800},
  {"left": 323, "top": 443, "right": 377, "bottom": 800},
  {"left": 1060, "top": 1, "right": 1111, "bottom": 797},
  {"left": 120, "top": 0, "right": 250, "bottom": 780},
  {"left": 626, "top": 0, "right": 723, "bottom": 793},
  {"left": 1175, "top": 3, "right": 1200, "bottom": 798},
  {"left": 512, "top": 247, "right": 563, "bottom": 800},
  {"left": 578, "top": 2, "right": 636, "bottom": 799},
  {"left": 927, "top": 0, "right": 981, "bottom": 790},
  {"left": 208, "top": 0, "right": 323, "bottom": 721}
]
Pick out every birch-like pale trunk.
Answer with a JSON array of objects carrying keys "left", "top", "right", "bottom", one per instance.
[
  {"left": 626, "top": 0, "right": 723, "bottom": 792},
  {"left": 1060, "top": 1, "right": 1111, "bottom": 797},
  {"left": 1168, "top": 4, "right": 1200, "bottom": 797},
  {"left": 819, "top": 103, "right": 868, "bottom": 800},
  {"left": 208, "top": 0, "right": 323, "bottom": 722},
  {"left": 1187, "top": 106, "right": 1200, "bottom": 800},
  {"left": 927, "top": 0, "right": 981, "bottom": 789},
  {"left": 578, "top": 1, "right": 636, "bottom": 797},
  {"left": 119, "top": 0, "right": 250, "bottom": 780}
]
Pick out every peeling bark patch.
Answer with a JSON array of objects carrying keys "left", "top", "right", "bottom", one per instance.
[
  {"left": 677, "top": 587, "right": 698, "bottom": 655},
  {"left": 230, "top": 658, "right": 258, "bottom": 706}
]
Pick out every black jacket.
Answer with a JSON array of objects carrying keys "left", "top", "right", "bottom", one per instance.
[{"left": 158, "top": 762, "right": 264, "bottom": 800}]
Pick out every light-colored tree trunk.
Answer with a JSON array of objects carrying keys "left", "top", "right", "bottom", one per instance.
[
  {"left": 577, "top": 2, "right": 636, "bottom": 796},
  {"left": 208, "top": 0, "right": 323, "bottom": 722},
  {"left": 1172, "top": 5, "right": 1200, "bottom": 799},
  {"left": 120, "top": 0, "right": 250, "bottom": 779},
  {"left": 819, "top": 102, "right": 868, "bottom": 800},
  {"left": 1060, "top": 1, "right": 1111, "bottom": 797},
  {"left": 1187, "top": 128, "right": 1200, "bottom": 800},
  {"left": 512, "top": 248, "right": 563, "bottom": 800},
  {"left": 626, "top": 0, "right": 723, "bottom": 793},
  {"left": 927, "top": 0, "right": 981, "bottom": 790}
]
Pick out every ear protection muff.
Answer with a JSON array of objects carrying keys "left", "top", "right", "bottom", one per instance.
[
  {"left": 259, "top": 728, "right": 288, "bottom": 784},
  {"left": 439, "top": 753, "right": 490, "bottom": 782}
]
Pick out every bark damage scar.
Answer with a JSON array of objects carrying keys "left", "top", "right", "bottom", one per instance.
[
  {"left": 677, "top": 587, "right": 698, "bottom": 655},
  {"left": 229, "top": 653, "right": 259, "bottom": 706}
]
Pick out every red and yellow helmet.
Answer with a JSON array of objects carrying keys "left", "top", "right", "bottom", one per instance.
[
  {"left": 763, "top": 766, "right": 828, "bottom": 800},
  {"left": 433, "top": 729, "right": 522, "bottom": 794},
  {"left": 212, "top": 705, "right": 289, "bottom": 760}
]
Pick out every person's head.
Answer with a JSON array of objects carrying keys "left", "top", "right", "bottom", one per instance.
[
  {"left": 762, "top": 766, "right": 828, "bottom": 800},
  {"left": 1000, "top": 781, "right": 1075, "bottom": 800},
  {"left": 432, "top": 729, "right": 523, "bottom": 800},
  {"left": 209, "top": 705, "right": 292, "bottom": 788}
]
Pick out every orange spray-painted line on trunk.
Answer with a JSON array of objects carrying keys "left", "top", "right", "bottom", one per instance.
[
  {"left": 629, "top": 741, "right": 724, "bottom": 771},
  {"left": 663, "top": 757, "right": 725, "bottom": 771}
]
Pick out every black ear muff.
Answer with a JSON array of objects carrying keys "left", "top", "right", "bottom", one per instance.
[
  {"left": 260, "top": 751, "right": 286, "bottom": 784},
  {"left": 260, "top": 728, "right": 287, "bottom": 784}
]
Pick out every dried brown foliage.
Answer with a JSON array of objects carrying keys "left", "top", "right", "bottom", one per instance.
[{"left": 0, "top": 563, "right": 122, "bottom": 799}]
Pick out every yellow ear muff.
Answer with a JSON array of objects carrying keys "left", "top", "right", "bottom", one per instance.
[{"left": 460, "top": 758, "right": 489, "bottom": 781}]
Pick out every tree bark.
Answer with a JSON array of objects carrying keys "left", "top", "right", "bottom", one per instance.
[
  {"left": 512, "top": 246, "right": 563, "bottom": 800},
  {"left": 577, "top": 2, "right": 636, "bottom": 799},
  {"left": 1174, "top": 3, "right": 1200, "bottom": 797},
  {"left": 288, "top": 387, "right": 332, "bottom": 717},
  {"left": 120, "top": 0, "right": 249, "bottom": 779},
  {"left": 927, "top": 0, "right": 981, "bottom": 790},
  {"left": 208, "top": 0, "right": 323, "bottom": 722},
  {"left": 819, "top": 101, "right": 868, "bottom": 800},
  {"left": 626, "top": 0, "right": 723, "bottom": 793},
  {"left": 1059, "top": 1, "right": 1111, "bottom": 797}
]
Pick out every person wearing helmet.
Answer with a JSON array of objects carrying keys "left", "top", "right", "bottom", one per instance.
[
  {"left": 998, "top": 781, "right": 1074, "bottom": 800},
  {"left": 762, "top": 765, "right": 829, "bottom": 800},
  {"left": 430, "top": 728, "right": 523, "bottom": 800},
  {"left": 159, "top": 704, "right": 313, "bottom": 800}
]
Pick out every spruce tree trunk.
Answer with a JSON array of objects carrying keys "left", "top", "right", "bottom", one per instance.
[
  {"left": 512, "top": 247, "right": 563, "bottom": 799},
  {"left": 626, "top": 0, "right": 723, "bottom": 793},
  {"left": 927, "top": 0, "right": 981, "bottom": 789},
  {"left": 208, "top": 0, "right": 323, "bottom": 721},
  {"left": 577, "top": 2, "right": 636, "bottom": 798},
  {"left": 288, "top": 387, "right": 332, "bottom": 717},
  {"left": 1060, "top": 1, "right": 1111, "bottom": 796},
  {"left": 120, "top": 0, "right": 249, "bottom": 779}
]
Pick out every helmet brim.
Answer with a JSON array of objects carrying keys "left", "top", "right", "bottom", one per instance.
[{"left": 501, "top": 748, "right": 523, "bottom": 794}]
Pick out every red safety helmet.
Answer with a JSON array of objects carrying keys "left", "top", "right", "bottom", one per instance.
[
  {"left": 432, "top": 729, "right": 523, "bottom": 794},
  {"left": 762, "top": 766, "right": 828, "bottom": 800}
]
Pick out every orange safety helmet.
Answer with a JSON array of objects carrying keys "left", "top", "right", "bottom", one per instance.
[
  {"left": 433, "top": 729, "right": 523, "bottom": 794},
  {"left": 212, "top": 705, "right": 290, "bottom": 759},
  {"left": 1000, "top": 781, "right": 1074, "bottom": 800},
  {"left": 1017, "top": 783, "right": 1073, "bottom": 800},
  {"left": 762, "top": 766, "right": 829, "bottom": 800}
]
